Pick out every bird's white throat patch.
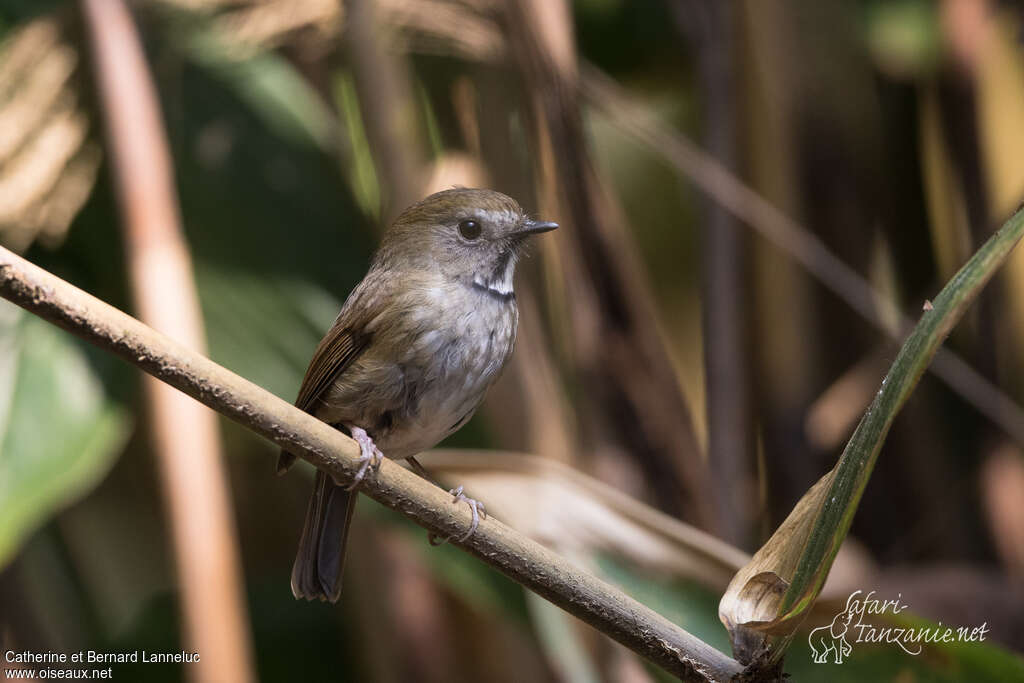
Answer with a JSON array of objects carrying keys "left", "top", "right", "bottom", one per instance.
[{"left": 473, "top": 256, "right": 516, "bottom": 296}]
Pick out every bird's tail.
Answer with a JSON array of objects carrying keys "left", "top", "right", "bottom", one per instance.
[{"left": 290, "top": 469, "right": 357, "bottom": 602}]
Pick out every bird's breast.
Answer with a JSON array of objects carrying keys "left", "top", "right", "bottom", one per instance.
[{"left": 379, "top": 293, "right": 518, "bottom": 457}]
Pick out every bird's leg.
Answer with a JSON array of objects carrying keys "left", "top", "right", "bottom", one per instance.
[
  {"left": 445, "top": 485, "right": 486, "bottom": 542},
  {"left": 345, "top": 426, "right": 383, "bottom": 491},
  {"left": 407, "top": 457, "right": 487, "bottom": 545}
]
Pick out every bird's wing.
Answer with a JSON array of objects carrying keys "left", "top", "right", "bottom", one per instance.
[
  {"left": 293, "top": 321, "right": 369, "bottom": 414},
  {"left": 276, "top": 281, "right": 384, "bottom": 474}
]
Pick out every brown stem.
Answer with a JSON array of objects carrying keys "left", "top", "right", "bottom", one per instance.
[
  {"left": 344, "top": 0, "right": 425, "bottom": 220},
  {"left": 671, "top": 0, "right": 755, "bottom": 548},
  {"left": 505, "top": 0, "right": 715, "bottom": 528},
  {"left": 78, "top": 2, "right": 254, "bottom": 681}
]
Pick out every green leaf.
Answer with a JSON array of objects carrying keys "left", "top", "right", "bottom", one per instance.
[
  {"left": 196, "top": 265, "right": 340, "bottom": 402},
  {"left": 333, "top": 72, "right": 381, "bottom": 220},
  {"left": 152, "top": 4, "right": 337, "bottom": 152},
  {"left": 783, "top": 207, "right": 1024, "bottom": 617},
  {"left": 719, "top": 206, "right": 1024, "bottom": 664},
  {"left": 0, "top": 304, "right": 130, "bottom": 567},
  {"left": 185, "top": 40, "right": 336, "bottom": 151}
]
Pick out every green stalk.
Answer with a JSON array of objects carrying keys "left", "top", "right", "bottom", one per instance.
[{"left": 780, "top": 205, "right": 1024, "bottom": 624}]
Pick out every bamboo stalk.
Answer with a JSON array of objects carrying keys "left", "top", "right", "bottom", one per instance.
[{"left": 78, "top": 2, "right": 254, "bottom": 681}]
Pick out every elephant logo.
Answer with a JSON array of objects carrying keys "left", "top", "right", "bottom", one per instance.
[
  {"left": 808, "top": 603, "right": 855, "bottom": 664},
  {"left": 807, "top": 589, "right": 988, "bottom": 663}
]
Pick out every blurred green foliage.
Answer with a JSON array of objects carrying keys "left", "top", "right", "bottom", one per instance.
[
  {"left": 1, "top": 0, "right": 1023, "bottom": 680},
  {"left": 0, "top": 310, "right": 129, "bottom": 568}
]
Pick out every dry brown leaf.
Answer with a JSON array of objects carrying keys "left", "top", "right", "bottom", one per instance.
[
  {"left": 0, "top": 16, "right": 95, "bottom": 252},
  {"left": 717, "top": 469, "right": 834, "bottom": 661},
  {"left": 416, "top": 449, "right": 748, "bottom": 590}
]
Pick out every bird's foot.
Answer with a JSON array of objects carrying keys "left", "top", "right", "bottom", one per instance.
[
  {"left": 345, "top": 426, "right": 383, "bottom": 491},
  {"left": 429, "top": 485, "right": 487, "bottom": 545}
]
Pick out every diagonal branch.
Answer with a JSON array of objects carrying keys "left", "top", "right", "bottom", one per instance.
[
  {"left": 0, "top": 245, "right": 745, "bottom": 683},
  {"left": 580, "top": 65, "right": 1024, "bottom": 447}
]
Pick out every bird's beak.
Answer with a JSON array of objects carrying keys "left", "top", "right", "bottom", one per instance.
[{"left": 518, "top": 219, "right": 559, "bottom": 235}]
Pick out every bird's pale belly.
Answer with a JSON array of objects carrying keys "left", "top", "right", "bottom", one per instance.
[{"left": 317, "top": 296, "right": 517, "bottom": 460}]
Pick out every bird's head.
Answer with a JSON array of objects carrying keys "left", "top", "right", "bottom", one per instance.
[{"left": 377, "top": 188, "right": 557, "bottom": 297}]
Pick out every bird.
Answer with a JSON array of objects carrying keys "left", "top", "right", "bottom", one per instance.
[{"left": 278, "top": 187, "right": 557, "bottom": 602}]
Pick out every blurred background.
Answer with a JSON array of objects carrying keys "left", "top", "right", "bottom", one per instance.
[{"left": 1, "top": 0, "right": 1024, "bottom": 680}]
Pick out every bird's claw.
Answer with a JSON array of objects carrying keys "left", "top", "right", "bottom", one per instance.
[
  {"left": 346, "top": 427, "right": 383, "bottom": 491},
  {"left": 428, "top": 485, "right": 486, "bottom": 545}
]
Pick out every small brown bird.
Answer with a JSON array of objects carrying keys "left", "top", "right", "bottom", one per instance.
[{"left": 279, "top": 188, "right": 556, "bottom": 602}]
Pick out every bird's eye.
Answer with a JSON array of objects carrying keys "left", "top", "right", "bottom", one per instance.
[{"left": 458, "top": 219, "right": 482, "bottom": 240}]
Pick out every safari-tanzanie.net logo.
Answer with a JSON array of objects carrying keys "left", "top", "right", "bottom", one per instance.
[{"left": 808, "top": 590, "right": 989, "bottom": 664}]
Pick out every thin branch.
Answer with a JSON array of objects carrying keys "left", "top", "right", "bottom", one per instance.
[
  {"left": 78, "top": 2, "right": 255, "bottom": 681},
  {"left": 580, "top": 65, "right": 1024, "bottom": 447},
  {"left": 0, "top": 246, "right": 746, "bottom": 683}
]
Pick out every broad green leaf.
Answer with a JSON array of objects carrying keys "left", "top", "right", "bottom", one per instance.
[
  {"left": 153, "top": 4, "right": 336, "bottom": 151},
  {"left": 196, "top": 266, "right": 340, "bottom": 402},
  {"left": 184, "top": 40, "right": 336, "bottom": 151},
  {"left": 719, "top": 206, "right": 1024, "bottom": 664},
  {"left": 0, "top": 305, "right": 130, "bottom": 567}
]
